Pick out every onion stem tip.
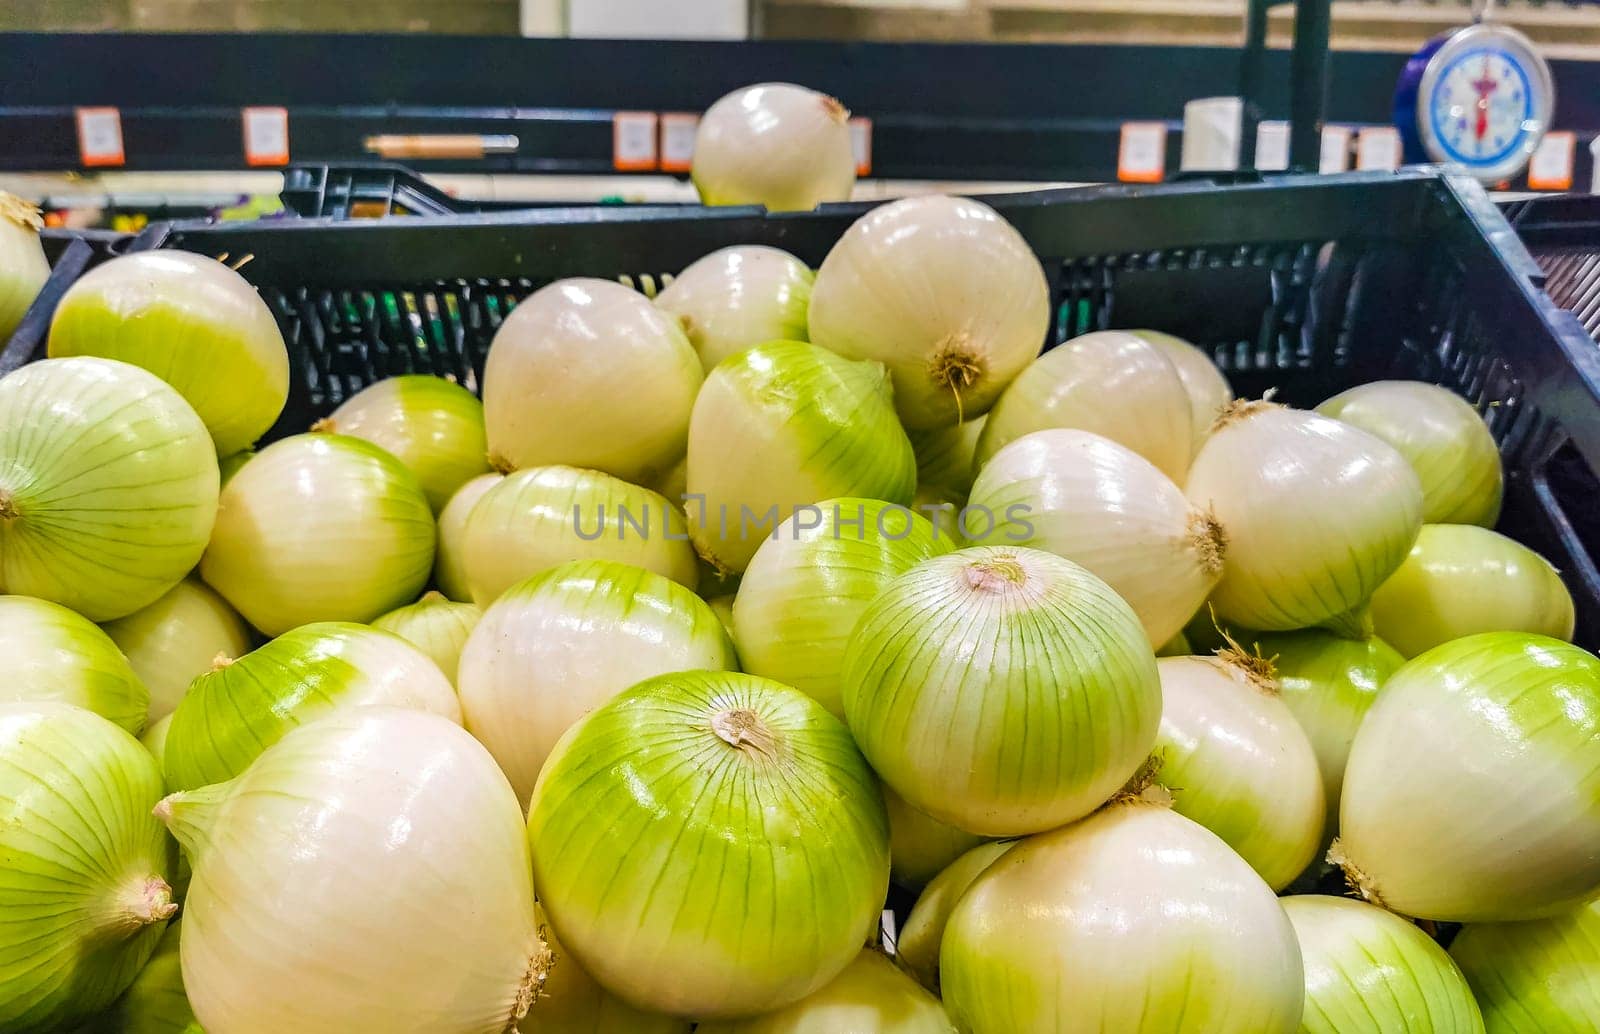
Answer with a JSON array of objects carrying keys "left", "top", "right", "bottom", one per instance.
[{"left": 710, "top": 707, "right": 778, "bottom": 756}]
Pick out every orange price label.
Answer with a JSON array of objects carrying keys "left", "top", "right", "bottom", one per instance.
[
  {"left": 76, "top": 107, "right": 125, "bottom": 168},
  {"left": 242, "top": 107, "right": 290, "bottom": 167},
  {"left": 1118, "top": 122, "right": 1167, "bottom": 183},
  {"left": 850, "top": 117, "right": 873, "bottom": 177},
  {"left": 613, "top": 112, "right": 659, "bottom": 172},
  {"left": 1528, "top": 132, "right": 1576, "bottom": 192},
  {"left": 659, "top": 113, "right": 699, "bottom": 173}
]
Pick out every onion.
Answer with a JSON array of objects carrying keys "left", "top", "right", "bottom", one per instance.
[
  {"left": 967, "top": 429, "right": 1225, "bottom": 648},
  {"left": 48, "top": 250, "right": 289, "bottom": 457},
  {"left": 897, "top": 840, "right": 1015, "bottom": 992},
  {"left": 483, "top": 277, "right": 702, "bottom": 483},
  {"left": 706, "top": 593, "right": 738, "bottom": 643},
  {"left": 1157, "top": 630, "right": 1192, "bottom": 656},
  {"left": 520, "top": 903, "right": 690, "bottom": 1034},
  {"left": 435, "top": 472, "right": 502, "bottom": 602},
  {"left": 527, "top": 670, "right": 889, "bottom": 1020},
  {"left": 0, "top": 703, "right": 175, "bottom": 1031},
  {"left": 842, "top": 546, "right": 1161, "bottom": 836},
  {"left": 0, "top": 194, "right": 49, "bottom": 340},
  {"left": 1129, "top": 330, "right": 1232, "bottom": 450},
  {"left": 0, "top": 357, "right": 220, "bottom": 622},
  {"left": 163, "top": 621, "right": 459, "bottom": 793},
  {"left": 1283, "top": 895, "right": 1483, "bottom": 1034},
  {"left": 733, "top": 498, "right": 948, "bottom": 718},
  {"left": 687, "top": 341, "right": 916, "bottom": 574},
  {"left": 1152, "top": 653, "right": 1325, "bottom": 890},
  {"left": 461, "top": 465, "right": 698, "bottom": 604},
  {"left": 457, "top": 558, "right": 736, "bottom": 805},
  {"left": 372, "top": 591, "right": 481, "bottom": 687},
  {"left": 695, "top": 951, "right": 953, "bottom": 1034},
  {"left": 1335, "top": 632, "right": 1600, "bottom": 921},
  {"left": 158, "top": 708, "right": 545, "bottom": 1034},
  {"left": 200, "top": 432, "right": 436, "bottom": 635},
  {"left": 100, "top": 577, "right": 253, "bottom": 724},
  {"left": 1184, "top": 399, "right": 1423, "bottom": 631},
  {"left": 1369, "top": 523, "right": 1575, "bottom": 658},
  {"left": 655, "top": 245, "right": 814, "bottom": 370},
  {"left": 140, "top": 712, "right": 172, "bottom": 769},
  {"left": 941, "top": 800, "right": 1304, "bottom": 1033},
  {"left": 2, "top": 594, "right": 149, "bottom": 733},
  {"left": 908, "top": 416, "right": 986, "bottom": 497},
  {"left": 692, "top": 82, "right": 856, "bottom": 211},
  {"left": 975, "top": 331, "right": 1193, "bottom": 481},
  {"left": 1317, "top": 380, "right": 1503, "bottom": 527},
  {"left": 1451, "top": 896, "right": 1600, "bottom": 1031},
  {"left": 218, "top": 448, "right": 253, "bottom": 485},
  {"left": 103, "top": 920, "right": 199, "bottom": 1034},
  {"left": 885, "top": 785, "right": 989, "bottom": 890},
  {"left": 315, "top": 374, "right": 490, "bottom": 513}
]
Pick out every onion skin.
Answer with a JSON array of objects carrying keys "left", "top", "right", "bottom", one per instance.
[
  {"left": 1451, "top": 896, "right": 1600, "bottom": 1033},
  {"left": 941, "top": 803, "right": 1304, "bottom": 1033},
  {"left": 909, "top": 417, "right": 985, "bottom": 497},
  {"left": 1128, "top": 330, "right": 1232, "bottom": 450},
  {"left": 48, "top": 250, "right": 289, "bottom": 457},
  {"left": 434, "top": 472, "right": 502, "bottom": 602},
  {"left": 885, "top": 784, "right": 989, "bottom": 891},
  {"left": 692, "top": 83, "right": 856, "bottom": 212},
  {"left": 103, "top": 920, "right": 202, "bottom": 1034},
  {"left": 1369, "top": 523, "right": 1575, "bottom": 658},
  {"left": 101, "top": 577, "right": 253, "bottom": 724},
  {"left": 0, "top": 357, "right": 220, "bottom": 622},
  {"left": 1337, "top": 632, "right": 1600, "bottom": 922},
  {"left": 897, "top": 840, "right": 1015, "bottom": 992},
  {"left": 0, "top": 194, "right": 49, "bottom": 341},
  {"left": 1317, "top": 381, "right": 1503, "bottom": 527},
  {"left": 527, "top": 671, "right": 890, "bottom": 1020},
  {"left": 655, "top": 245, "right": 814, "bottom": 370},
  {"left": 2, "top": 594, "right": 150, "bottom": 734},
  {"left": 200, "top": 432, "right": 435, "bottom": 635},
  {"left": 1284, "top": 896, "right": 1484, "bottom": 1034},
  {"left": 372, "top": 591, "right": 481, "bottom": 687},
  {"left": 695, "top": 951, "right": 954, "bottom": 1034},
  {"left": 519, "top": 904, "right": 690, "bottom": 1034},
  {"left": 842, "top": 546, "right": 1161, "bottom": 836},
  {"left": 140, "top": 713, "right": 172, "bottom": 770},
  {"left": 809, "top": 195, "right": 1049, "bottom": 430}
]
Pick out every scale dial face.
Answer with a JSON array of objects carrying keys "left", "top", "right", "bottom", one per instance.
[{"left": 1417, "top": 24, "right": 1554, "bottom": 184}]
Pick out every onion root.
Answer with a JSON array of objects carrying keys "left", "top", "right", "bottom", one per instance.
[
  {"left": 711, "top": 707, "right": 778, "bottom": 757},
  {"left": 1186, "top": 508, "right": 1228, "bottom": 576},
  {"left": 506, "top": 930, "right": 556, "bottom": 1031},
  {"left": 1327, "top": 838, "right": 1389, "bottom": 911}
]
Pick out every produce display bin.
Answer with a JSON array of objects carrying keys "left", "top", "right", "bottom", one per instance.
[
  {"left": 1503, "top": 193, "right": 1600, "bottom": 347},
  {"left": 279, "top": 162, "right": 685, "bottom": 219}
]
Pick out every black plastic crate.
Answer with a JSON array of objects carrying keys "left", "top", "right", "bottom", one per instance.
[
  {"left": 280, "top": 162, "right": 689, "bottom": 219},
  {"left": 1503, "top": 193, "right": 1600, "bottom": 346}
]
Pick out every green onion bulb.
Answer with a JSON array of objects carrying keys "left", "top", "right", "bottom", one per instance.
[
  {"left": 457, "top": 559, "right": 736, "bottom": 806},
  {"left": 885, "top": 784, "right": 989, "bottom": 890},
  {"left": 897, "top": 840, "right": 1015, "bottom": 992},
  {"left": 103, "top": 920, "right": 201, "bottom": 1034},
  {"left": 159, "top": 708, "right": 545, "bottom": 1034},
  {"left": 0, "top": 194, "right": 49, "bottom": 341},
  {"left": 48, "top": 250, "right": 290, "bottom": 457},
  {"left": 163, "top": 621, "right": 459, "bottom": 793},
  {"left": 462, "top": 465, "right": 698, "bottom": 605},
  {"left": 316, "top": 374, "right": 490, "bottom": 513},
  {"left": 968, "top": 429, "right": 1225, "bottom": 649},
  {"left": 1152, "top": 653, "right": 1325, "bottom": 890},
  {"left": 696, "top": 951, "right": 954, "bottom": 1034},
  {"left": 1128, "top": 330, "right": 1232, "bottom": 450},
  {"left": 687, "top": 341, "right": 916, "bottom": 575},
  {"left": 909, "top": 416, "right": 985, "bottom": 497},
  {"left": 1184, "top": 399, "right": 1423, "bottom": 631},
  {"left": 1284, "top": 895, "right": 1484, "bottom": 1034},
  {"left": 977, "top": 331, "right": 1194, "bottom": 481},
  {"left": 519, "top": 903, "right": 690, "bottom": 1034},
  {"left": 733, "top": 498, "right": 949, "bottom": 718},
  {"left": 1336, "top": 632, "right": 1600, "bottom": 922},
  {"left": 692, "top": 83, "right": 856, "bottom": 212},
  {"left": 2, "top": 594, "right": 149, "bottom": 734},
  {"left": 434, "top": 472, "right": 502, "bottom": 602},
  {"left": 483, "top": 277, "right": 702, "bottom": 483},
  {"left": 843, "top": 546, "right": 1160, "bottom": 836},
  {"left": 0, "top": 703, "right": 175, "bottom": 1031},
  {"left": 101, "top": 577, "right": 253, "bottom": 724},
  {"left": 941, "top": 801, "right": 1304, "bottom": 1033},
  {"left": 140, "top": 713, "right": 172, "bottom": 769},
  {"left": 808, "top": 194, "right": 1049, "bottom": 430},
  {"left": 528, "top": 671, "right": 889, "bottom": 1020},
  {"left": 372, "top": 591, "right": 481, "bottom": 687},
  {"left": 0, "top": 357, "right": 220, "bottom": 622},
  {"left": 1451, "top": 895, "right": 1600, "bottom": 1032},
  {"left": 1317, "top": 381, "right": 1503, "bottom": 527},
  {"left": 201, "top": 432, "right": 435, "bottom": 634},
  {"left": 1369, "top": 524, "right": 1575, "bottom": 658},
  {"left": 655, "top": 245, "right": 814, "bottom": 370}
]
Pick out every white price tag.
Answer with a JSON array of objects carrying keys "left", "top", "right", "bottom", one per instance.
[
  {"left": 1356, "top": 126, "right": 1402, "bottom": 172},
  {"left": 1118, "top": 122, "right": 1167, "bottom": 183},
  {"left": 612, "top": 112, "right": 658, "bottom": 172},
  {"left": 75, "top": 107, "right": 125, "bottom": 167},
  {"left": 1320, "top": 126, "right": 1352, "bottom": 173},
  {"left": 1528, "top": 132, "right": 1576, "bottom": 191},
  {"left": 1254, "top": 121, "right": 1290, "bottom": 172},
  {"left": 242, "top": 107, "right": 290, "bottom": 167},
  {"left": 850, "top": 117, "right": 873, "bottom": 177},
  {"left": 659, "top": 113, "right": 699, "bottom": 173}
]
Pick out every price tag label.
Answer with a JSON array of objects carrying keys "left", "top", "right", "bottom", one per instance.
[
  {"left": 659, "top": 113, "right": 699, "bottom": 173},
  {"left": 1528, "top": 131, "right": 1576, "bottom": 191},
  {"left": 612, "top": 112, "right": 658, "bottom": 172},
  {"left": 850, "top": 117, "right": 873, "bottom": 177},
  {"left": 1254, "top": 121, "right": 1290, "bottom": 172},
  {"left": 1118, "top": 122, "right": 1167, "bottom": 183},
  {"left": 242, "top": 107, "right": 290, "bottom": 167},
  {"left": 1356, "top": 126, "right": 1402, "bottom": 172},
  {"left": 76, "top": 107, "right": 125, "bottom": 167},
  {"left": 1320, "top": 125, "right": 1352, "bottom": 174}
]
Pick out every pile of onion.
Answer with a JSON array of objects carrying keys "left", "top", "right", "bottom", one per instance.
[
  {"left": 101, "top": 577, "right": 253, "bottom": 723},
  {"left": 692, "top": 82, "right": 857, "bottom": 212}
]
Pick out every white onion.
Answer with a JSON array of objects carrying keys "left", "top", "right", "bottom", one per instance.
[
  {"left": 1153, "top": 653, "right": 1325, "bottom": 890},
  {"left": 967, "top": 429, "right": 1225, "bottom": 648},
  {"left": 654, "top": 245, "right": 814, "bottom": 370},
  {"left": 100, "top": 576, "right": 253, "bottom": 723},
  {"left": 687, "top": 341, "right": 916, "bottom": 574},
  {"left": 48, "top": 250, "right": 289, "bottom": 457},
  {"left": 1318, "top": 380, "right": 1503, "bottom": 527},
  {"left": 1184, "top": 399, "right": 1423, "bottom": 631},
  {"left": 843, "top": 546, "right": 1160, "bottom": 836},
  {"left": 0, "top": 357, "right": 220, "bottom": 622},
  {"left": 434, "top": 472, "right": 502, "bottom": 602},
  {"left": 372, "top": 591, "right": 481, "bottom": 686},
  {"left": 696, "top": 951, "right": 953, "bottom": 1034},
  {"left": 218, "top": 447, "right": 253, "bottom": 485},
  {"left": 976, "top": 331, "right": 1193, "bottom": 481},
  {"left": 897, "top": 840, "right": 1015, "bottom": 992},
  {"left": 456, "top": 558, "right": 736, "bottom": 806},
  {"left": 808, "top": 194, "right": 1049, "bottom": 430},
  {"left": 909, "top": 416, "right": 985, "bottom": 497},
  {"left": 1451, "top": 895, "right": 1600, "bottom": 1031},
  {"left": 1369, "top": 523, "right": 1576, "bottom": 658},
  {"left": 200, "top": 432, "right": 436, "bottom": 635},
  {"left": 941, "top": 801, "right": 1304, "bottom": 1033},
  {"left": 104, "top": 919, "right": 200, "bottom": 1034},
  {"left": 0, "top": 194, "right": 49, "bottom": 341},
  {"left": 1335, "top": 632, "right": 1600, "bottom": 922},
  {"left": 2, "top": 593, "right": 149, "bottom": 734},
  {"left": 316, "top": 374, "right": 490, "bottom": 513},
  {"left": 461, "top": 465, "right": 698, "bottom": 605},
  {"left": 159, "top": 708, "right": 545, "bottom": 1034},
  {"left": 1129, "top": 329, "right": 1232, "bottom": 450},
  {"left": 1283, "top": 896, "right": 1483, "bottom": 1034},
  {"left": 885, "top": 784, "right": 990, "bottom": 890},
  {"left": 519, "top": 903, "right": 691, "bottom": 1034},
  {"left": 140, "top": 712, "right": 172, "bottom": 769},
  {"left": 692, "top": 82, "right": 856, "bottom": 211},
  {"left": 706, "top": 593, "right": 737, "bottom": 643},
  {"left": 483, "top": 277, "right": 702, "bottom": 483}
]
